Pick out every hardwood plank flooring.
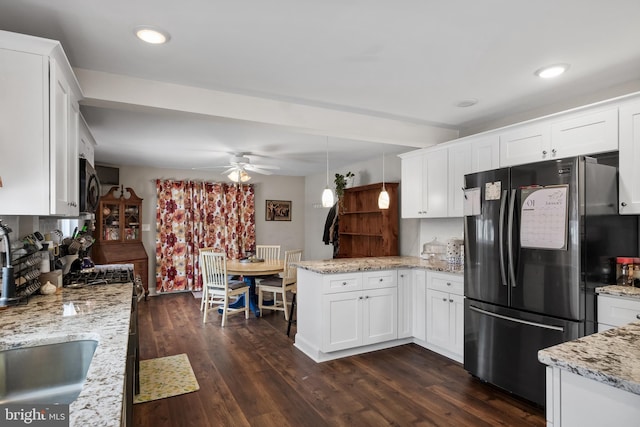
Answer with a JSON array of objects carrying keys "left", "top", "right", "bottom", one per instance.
[{"left": 133, "top": 293, "right": 545, "bottom": 427}]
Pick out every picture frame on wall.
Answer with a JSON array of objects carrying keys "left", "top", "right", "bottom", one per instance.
[{"left": 266, "top": 200, "right": 292, "bottom": 221}]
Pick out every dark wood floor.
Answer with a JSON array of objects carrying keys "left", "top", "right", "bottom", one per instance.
[{"left": 133, "top": 293, "right": 545, "bottom": 427}]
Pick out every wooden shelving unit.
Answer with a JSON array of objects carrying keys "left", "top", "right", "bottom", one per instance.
[
  {"left": 92, "top": 186, "right": 149, "bottom": 296},
  {"left": 337, "top": 182, "right": 399, "bottom": 258}
]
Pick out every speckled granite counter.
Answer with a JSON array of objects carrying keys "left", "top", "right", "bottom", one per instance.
[
  {"left": 0, "top": 283, "right": 133, "bottom": 427},
  {"left": 293, "top": 256, "right": 463, "bottom": 275},
  {"left": 538, "top": 321, "right": 640, "bottom": 396},
  {"left": 596, "top": 284, "right": 640, "bottom": 299}
]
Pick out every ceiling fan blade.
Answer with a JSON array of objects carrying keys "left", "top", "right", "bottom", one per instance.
[
  {"left": 191, "top": 165, "right": 229, "bottom": 170},
  {"left": 245, "top": 164, "right": 279, "bottom": 172},
  {"left": 245, "top": 166, "right": 273, "bottom": 175}
]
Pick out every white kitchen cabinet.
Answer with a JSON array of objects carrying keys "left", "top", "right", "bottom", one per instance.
[
  {"left": 412, "top": 269, "right": 427, "bottom": 343},
  {"left": 400, "top": 148, "right": 448, "bottom": 218},
  {"left": 597, "top": 294, "right": 640, "bottom": 332},
  {"left": 618, "top": 100, "right": 640, "bottom": 214},
  {"left": 470, "top": 134, "right": 500, "bottom": 173},
  {"left": 447, "top": 141, "right": 472, "bottom": 217},
  {"left": 500, "top": 108, "right": 617, "bottom": 168},
  {"left": 0, "top": 31, "right": 82, "bottom": 216},
  {"left": 500, "top": 123, "right": 551, "bottom": 167},
  {"left": 425, "top": 272, "right": 464, "bottom": 362},
  {"left": 321, "top": 270, "right": 397, "bottom": 353},
  {"left": 79, "top": 115, "right": 96, "bottom": 166},
  {"left": 550, "top": 108, "right": 618, "bottom": 159},
  {"left": 397, "top": 269, "right": 413, "bottom": 339}
]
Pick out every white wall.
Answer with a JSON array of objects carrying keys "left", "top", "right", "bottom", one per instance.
[
  {"left": 419, "top": 218, "right": 464, "bottom": 254},
  {"left": 114, "top": 166, "right": 305, "bottom": 292}
]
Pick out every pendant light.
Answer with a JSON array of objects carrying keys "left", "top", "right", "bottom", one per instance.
[
  {"left": 321, "top": 138, "right": 335, "bottom": 207},
  {"left": 378, "top": 152, "right": 390, "bottom": 209}
]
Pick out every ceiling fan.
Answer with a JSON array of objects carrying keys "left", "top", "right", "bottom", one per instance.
[{"left": 195, "top": 153, "right": 280, "bottom": 182}]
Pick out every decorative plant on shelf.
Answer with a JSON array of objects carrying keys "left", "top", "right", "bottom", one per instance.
[{"left": 334, "top": 171, "right": 355, "bottom": 199}]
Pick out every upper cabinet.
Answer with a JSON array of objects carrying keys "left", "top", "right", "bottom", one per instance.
[
  {"left": 500, "top": 108, "right": 618, "bottom": 167},
  {"left": 618, "top": 99, "right": 640, "bottom": 214},
  {"left": 79, "top": 115, "right": 96, "bottom": 166},
  {"left": 0, "top": 31, "right": 82, "bottom": 216},
  {"left": 499, "top": 123, "right": 551, "bottom": 167},
  {"left": 470, "top": 135, "right": 500, "bottom": 173},
  {"left": 447, "top": 142, "right": 472, "bottom": 217},
  {"left": 400, "top": 148, "right": 447, "bottom": 218}
]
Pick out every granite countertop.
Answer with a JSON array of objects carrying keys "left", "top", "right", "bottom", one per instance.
[
  {"left": 0, "top": 283, "right": 133, "bottom": 427},
  {"left": 596, "top": 285, "right": 640, "bottom": 299},
  {"left": 538, "top": 321, "right": 640, "bottom": 396},
  {"left": 293, "top": 256, "right": 463, "bottom": 275}
]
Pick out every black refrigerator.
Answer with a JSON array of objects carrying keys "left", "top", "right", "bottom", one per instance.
[{"left": 463, "top": 156, "right": 638, "bottom": 407}]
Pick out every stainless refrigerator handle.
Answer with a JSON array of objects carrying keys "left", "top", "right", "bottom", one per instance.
[
  {"left": 498, "top": 190, "right": 508, "bottom": 287},
  {"left": 469, "top": 305, "right": 565, "bottom": 332},
  {"left": 507, "top": 189, "right": 517, "bottom": 287}
]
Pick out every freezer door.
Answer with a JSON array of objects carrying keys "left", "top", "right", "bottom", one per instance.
[
  {"left": 464, "top": 299, "right": 581, "bottom": 407},
  {"left": 464, "top": 168, "right": 509, "bottom": 307},
  {"left": 509, "top": 157, "right": 581, "bottom": 319}
]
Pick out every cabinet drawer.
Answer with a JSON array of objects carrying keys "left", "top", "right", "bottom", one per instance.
[
  {"left": 598, "top": 295, "right": 640, "bottom": 327},
  {"left": 323, "top": 273, "right": 362, "bottom": 294},
  {"left": 363, "top": 270, "right": 397, "bottom": 290},
  {"left": 427, "top": 272, "right": 463, "bottom": 295}
]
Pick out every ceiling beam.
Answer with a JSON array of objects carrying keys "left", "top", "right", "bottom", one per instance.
[{"left": 74, "top": 68, "right": 458, "bottom": 148}]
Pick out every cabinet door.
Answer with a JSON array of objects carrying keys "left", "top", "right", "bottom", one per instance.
[
  {"left": 597, "top": 294, "right": 640, "bottom": 328},
  {"left": 322, "top": 291, "right": 361, "bottom": 352},
  {"left": 363, "top": 287, "right": 397, "bottom": 345},
  {"left": 401, "top": 153, "right": 426, "bottom": 218},
  {"left": 470, "top": 135, "right": 500, "bottom": 173},
  {"left": 426, "top": 288, "right": 451, "bottom": 350},
  {"left": 397, "top": 270, "right": 413, "bottom": 339},
  {"left": 425, "top": 147, "right": 448, "bottom": 218},
  {"left": 619, "top": 100, "right": 640, "bottom": 214},
  {"left": 550, "top": 108, "right": 618, "bottom": 159},
  {"left": 0, "top": 48, "right": 49, "bottom": 215},
  {"left": 50, "top": 59, "right": 79, "bottom": 216},
  {"left": 449, "top": 294, "right": 465, "bottom": 357},
  {"left": 412, "top": 270, "right": 426, "bottom": 341},
  {"left": 500, "top": 124, "right": 551, "bottom": 167},
  {"left": 448, "top": 142, "right": 472, "bottom": 217}
]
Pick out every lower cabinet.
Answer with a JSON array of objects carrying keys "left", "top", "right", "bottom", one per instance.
[
  {"left": 412, "top": 269, "right": 427, "bottom": 342},
  {"left": 321, "top": 270, "right": 397, "bottom": 353},
  {"left": 397, "top": 269, "right": 413, "bottom": 339},
  {"left": 597, "top": 293, "right": 640, "bottom": 332},
  {"left": 425, "top": 272, "right": 464, "bottom": 362}
]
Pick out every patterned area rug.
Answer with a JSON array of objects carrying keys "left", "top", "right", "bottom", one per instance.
[{"left": 134, "top": 354, "right": 200, "bottom": 404}]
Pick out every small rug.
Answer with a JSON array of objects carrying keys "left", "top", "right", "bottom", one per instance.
[
  {"left": 191, "top": 291, "right": 202, "bottom": 299},
  {"left": 134, "top": 354, "right": 200, "bottom": 404}
]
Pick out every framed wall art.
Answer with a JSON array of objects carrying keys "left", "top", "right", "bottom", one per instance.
[{"left": 266, "top": 200, "right": 291, "bottom": 221}]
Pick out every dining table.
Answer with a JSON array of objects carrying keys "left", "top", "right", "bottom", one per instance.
[{"left": 225, "top": 259, "right": 285, "bottom": 317}]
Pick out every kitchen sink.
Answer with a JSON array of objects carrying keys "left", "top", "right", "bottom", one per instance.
[{"left": 0, "top": 339, "right": 98, "bottom": 404}]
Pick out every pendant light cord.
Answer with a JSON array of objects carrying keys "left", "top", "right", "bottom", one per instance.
[{"left": 326, "top": 137, "right": 330, "bottom": 186}]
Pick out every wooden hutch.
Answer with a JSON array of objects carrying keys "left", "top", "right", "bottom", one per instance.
[
  {"left": 337, "top": 182, "right": 399, "bottom": 258},
  {"left": 92, "top": 186, "right": 149, "bottom": 296}
]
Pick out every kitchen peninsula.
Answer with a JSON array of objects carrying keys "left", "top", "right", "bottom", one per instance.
[
  {"left": 539, "top": 286, "right": 640, "bottom": 427},
  {"left": 293, "top": 256, "right": 463, "bottom": 363},
  {"left": 0, "top": 284, "right": 133, "bottom": 426}
]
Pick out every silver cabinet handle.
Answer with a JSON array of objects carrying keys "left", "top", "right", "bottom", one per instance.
[
  {"left": 379, "top": 278, "right": 384, "bottom": 282},
  {"left": 442, "top": 298, "right": 447, "bottom": 301},
  {"left": 359, "top": 296, "right": 363, "bottom": 300},
  {"left": 551, "top": 148, "right": 557, "bottom": 156},
  {"left": 446, "top": 282, "right": 451, "bottom": 286},
  {"left": 342, "top": 282, "right": 347, "bottom": 286},
  {"left": 636, "top": 314, "right": 640, "bottom": 320},
  {"left": 621, "top": 202, "right": 628, "bottom": 207},
  {"left": 542, "top": 150, "right": 547, "bottom": 156},
  {"left": 449, "top": 299, "right": 454, "bottom": 303}
]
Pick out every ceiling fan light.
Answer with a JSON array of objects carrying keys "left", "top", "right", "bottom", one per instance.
[
  {"left": 322, "top": 187, "right": 334, "bottom": 208},
  {"left": 228, "top": 170, "right": 251, "bottom": 183}
]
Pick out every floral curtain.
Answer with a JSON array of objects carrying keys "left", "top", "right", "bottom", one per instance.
[{"left": 155, "top": 180, "right": 255, "bottom": 293}]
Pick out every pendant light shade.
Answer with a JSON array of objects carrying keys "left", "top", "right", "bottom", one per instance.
[
  {"left": 378, "top": 153, "right": 389, "bottom": 209},
  {"left": 322, "top": 138, "right": 335, "bottom": 207}
]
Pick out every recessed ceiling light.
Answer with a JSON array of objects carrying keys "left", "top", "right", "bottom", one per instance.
[
  {"left": 456, "top": 99, "right": 478, "bottom": 108},
  {"left": 535, "top": 64, "right": 570, "bottom": 79},
  {"left": 134, "top": 26, "right": 170, "bottom": 44}
]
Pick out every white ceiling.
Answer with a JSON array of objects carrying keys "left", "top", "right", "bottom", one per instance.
[{"left": 2, "top": 0, "right": 640, "bottom": 176}]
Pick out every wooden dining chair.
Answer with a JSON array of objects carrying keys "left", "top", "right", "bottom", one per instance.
[
  {"left": 255, "top": 245, "right": 280, "bottom": 261},
  {"left": 257, "top": 249, "right": 302, "bottom": 320},
  {"left": 200, "top": 249, "right": 250, "bottom": 327}
]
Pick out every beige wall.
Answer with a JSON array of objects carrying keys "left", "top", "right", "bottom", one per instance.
[{"left": 113, "top": 165, "right": 305, "bottom": 293}]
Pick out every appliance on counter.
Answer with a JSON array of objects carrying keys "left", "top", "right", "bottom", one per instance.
[
  {"left": 463, "top": 156, "right": 638, "bottom": 407},
  {"left": 79, "top": 158, "right": 101, "bottom": 215}
]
